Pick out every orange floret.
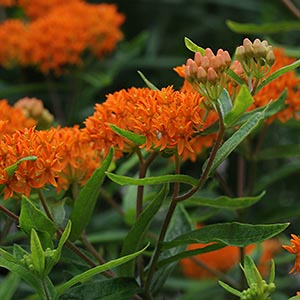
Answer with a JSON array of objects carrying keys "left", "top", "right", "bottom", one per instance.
[
  {"left": 84, "top": 86, "right": 216, "bottom": 160},
  {"left": 0, "top": 0, "right": 16, "bottom": 6},
  {"left": 282, "top": 234, "right": 300, "bottom": 274}
]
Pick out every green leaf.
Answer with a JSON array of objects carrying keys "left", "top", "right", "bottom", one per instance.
[
  {"left": 256, "top": 60, "right": 300, "bottom": 93},
  {"left": 157, "top": 243, "right": 225, "bottom": 268},
  {"left": 218, "top": 280, "right": 242, "bottom": 297},
  {"left": 224, "top": 85, "right": 254, "bottom": 127},
  {"left": 0, "top": 255, "right": 56, "bottom": 300},
  {"left": 0, "top": 272, "right": 20, "bottom": 300},
  {"left": 242, "top": 255, "right": 262, "bottom": 287},
  {"left": 30, "top": 229, "right": 45, "bottom": 275},
  {"left": 162, "top": 222, "right": 289, "bottom": 250},
  {"left": 226, "top": 68, "right": 245, "bottom": 86},
  {"left": 4, "top": 156, "right": 37, "bottom": 177},
  {"left": 109, "top": 124, "right": 146, "bottom": 146},
  {"left": 19, "top": 196, "right": 57, "bottom": 237},
  {"left": 227, "top": 19, "right": 300, "bottom": 34},
  {"left": 184, "top": 37, "right": 205, "bottom": 54},
  {"left": 255, "top": 145, "right": 300, "bottom": 160},
  {"left": 69, "top": 147, "right": 114, "bottom": 240},
  {"left": 137, "top": 70, "right": 159, "bottom": 90},
  {"left": 106, "top": 172, "right": 198, "bottom": 187},
  {"left": 151, "top": 204, "right": 192, "bottom": 294},
  {"left": 60, "top": 278, "right": 140, "bottom": 300},
  {"left": 120, "top": 184, "right": 169, "bottom": 276},
  {"left": 185, "top": 191, "right": 265, "bottom": 209},
  {"left": 205, "top": 111, "right": 264, "bottom": 176},
  {"left": 216, "top": 89, "right": 232, "bottom": 120},
  {"left": 56, "top": 244, "right": 148, "bottom": 295}
]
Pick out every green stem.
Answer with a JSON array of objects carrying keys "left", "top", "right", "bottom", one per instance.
[
  {"left": 144, "top": 153, "right": 181, "bottom": 299},
  {"left": 41, "top": 277, "right": 51, "bottom": 300}
]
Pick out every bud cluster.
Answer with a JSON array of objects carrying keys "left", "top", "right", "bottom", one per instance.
[
  {"left": 185, "top": 48, "right": 231, "bottom": 101},
  {"left": 240, "top": 281, "right": 276, "bottom": 300},
  {"left": 235, "top": 38, "right": 275, "bottom": 79}
]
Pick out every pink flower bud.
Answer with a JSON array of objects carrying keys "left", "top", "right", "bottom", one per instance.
[
  {"left": 197, "top": 66, "right": 207, "bottom": 82},
  {"left": 186, "top": 58, "right": 198, "bottom": 76},
  {"left": 194, "top": 52, "right": 202, "bottom": 66},
  {"left": 205, "top": 48, "right": 215, "bottom": 58},
  {"left": 201, "top": 56, "right": 210, "bottom": 69},
  {"left": 207, "top": 67, "right": 218, "bottom": 83}
]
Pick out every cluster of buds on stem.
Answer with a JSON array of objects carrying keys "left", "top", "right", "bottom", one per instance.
[
  {"left": 185, "top": 48, "right": 231, "bottom": 102},
  {"left": 235, "top": 38, "right": 275, "bottom": 80}
]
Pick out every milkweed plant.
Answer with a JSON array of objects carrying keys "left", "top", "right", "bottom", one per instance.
[{"left": 1, "top": 1, "right": 300, "bottom": 300}]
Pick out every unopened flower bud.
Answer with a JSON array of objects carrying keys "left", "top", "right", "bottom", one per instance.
[
  {"left": 243, "top": 38, "right": 253, "bottom": 55},
  {"left": 266, "top": 50, "right": 275, "bottom": 66},
  {"left": 235, "top": 45, "right": 245, "bottom": 61},
  {"left": 186, "top": 58, "right": 198, "bottom": 76},
  {"left": 201, "top": 56, "right": 210, "bottom": 69},
  {"left": 205, "top": 48, "right": 214, "bottom": 58},
  {"left": 197, "top": 66, "right": 207, "bottom": 82},
  {"left": 207, "top": 67, "right": 218, "bottom": 83},
  {"left": 194, "top": 51, "right": 202, "bottom": 66}
]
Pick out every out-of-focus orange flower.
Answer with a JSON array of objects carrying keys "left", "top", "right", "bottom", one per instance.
[
  {"left": 23, "top": 2, "right": 124, "bottom": 74},
  {"left": 0, "top": 20, "right": 28, "bottom": 68},
  {"left": 18, "top": 0, "right": 81, "bottom": 20},
  {"left": 84, "top": 86, "right": 216, "bottom": 160},
  {"left": 0, "top": 0, "right": 16, "bottom": 6},
  {"left": 180, "top": 225, "right": 282, "bottom": 279},
  {"left": 55, "top": 126, "right": 102, "bottom": 193},
  {"left": 0, "top": 99, "right": 36, "bottom": 137},
  {"left": 0, "top": 127, "right": 65, "bottom": 199},
  {"left": 253, "top": 48, "right": 300, "bottom": 122},
  {"left": 282, "top": 234, "right": 300, "bottom": 274}
]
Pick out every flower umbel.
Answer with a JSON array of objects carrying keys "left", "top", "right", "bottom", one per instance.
[
  {"left": 282, "top": 234, "right": 300, "bottom": 274},
  {"left": 185, "top": 48, "right": 231, "bottom": 102}
]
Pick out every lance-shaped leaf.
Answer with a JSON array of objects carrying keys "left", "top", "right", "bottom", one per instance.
[
  {"left": 120, "top": 184, "right": 169, "bottom": 276},
  {"left": 106, "top": 172, "right": 198, "bottom": 187},
  {"left": 157, "top": 243, "right": 225, "bottom": 268},
  {"left": 204, "top": 111, "right": 264, "bottom": 177},
  {"left": 19, "top": 196, "right": 57, "bottom": 237},
  {"left": 216, "top": 89, "right": 232, "bottom": 120},
  {"left": 69, "top": 147, "right": 114, "bottom": 240},
  {"left": 256, "top": 60, "right": 300, "bottom": 93},
  {"left": 226, "top": 68, "right": 245, "bottom": 86},
  {"left": 56, "top": 244, "right": 149, "bottom": 295},
  {"left": 218, "top": 280, "right": 242, "bottom": 297},
  {"left": 110, "top": 124, "right": 146, "bottom": 146},
  {"left": 162, "top": 222, "right": 289, "bottom": 250},
  {"left": 184, "top": 37, "right": 205, "bottom": 54},
  {"left": 185, "top": 191, "right": 265, "bottom": 209},
  {"left": 242, "top": 255, "right": 263, "bottom": 287},
  {"left": 0, "top": 272, "right": 20, "bottom": 300},
  {"left": 227, "top": 19, "right": 300, "bottom": 34},
  {"left": 137, "top": 70, "right": 159, "bottom": 90},
  {"left": 223, "top": 84, "right": 254, "bottom": 127},
  {"left": 30, "top": 229, "right": 45, "bottom": 275}
]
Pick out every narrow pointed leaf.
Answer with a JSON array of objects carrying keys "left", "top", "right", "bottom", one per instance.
[
  {"left": 256, "top": 60, "right": 300, "bottom": 93},
  {"left": 184, "top": 37, "right": 205, "bottom": 54},
  {"left": 216, "top": 89, "right": 232, "bottom": 120},
  {"left": 69, "top": 148, "right": 114, "bottom": 240},
  {"left": 162, "top": 222, "right": 289, "bottom": 250},
  {"left": 56, "top": 244, "right": 148, "bottom": 295},
  {"left": 106, "top": 172, "right": 198, "bottom": 187},
  {"left": 227, "top": 20, "right": 300, "bottom": 34},
  {"left": 157, "top": 243, "right": 225, "bottom": 268},
  {"left": 30, "top": 229, "right": 45, "bottom": 275},
  {"left": 224, "top": 84, "right": 254, "bottom": 127},
  {"left": 205, "top": 111, "right": 264, "bottom": 176},
  {"left": 120, "top": 184, "right": 168, "bottom": 276},
  {"left": 137, "top": 70, "right": 159, "bottom": 90},
  {"left": 110, "top": 124, "right": 146, "bottom": 146},
  {"left": 5, "top": 156, "right": 37, "bottom": 177},
  {"left": 218, "top": 280, "right": 242, "bottom": 297},
  {"left": 243, "top": 255, "right": 262, "bottom": 286},
  {"left": 19, "top": 196, "right": 57, "bottom": 237},
  {"left": 0, "top": 272, "right": 20, "bottom": 300},
  {"left": 226, "top": 68, "right": 245, "bottom": 86},
  {"left": 185, "top": 191, "right": 265, "bottom": 209}
]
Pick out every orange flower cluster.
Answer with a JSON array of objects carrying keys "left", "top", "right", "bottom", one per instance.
[
  {"left": 55, "top": 126, "right": 101, "bottom": 193},
  {"left": 18, "top": 0, "right": 81, "bottom": 20},
  {"left": 0, "top": 99, "right": 36, "bottom": 137},
  {"left": 181, "top": 239, "right": 281, "bottom": 279},
  {"left": 253, "top": 48, "right": 300, "bottom": 122},
  {"left": 282, "top": 234, "right": 300, "bottom": 274},
  {"left": 0, "top": 127, "right": 65, "bottom": 199},
  {"left": 0, "top": 1, "right": 124, "bottom": 74},
  {"left": 84, "top": 86, "right": 216, "bottom": 160},
  {"left": 0, "top": 0, "right": 16, "bottom": 6}
]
